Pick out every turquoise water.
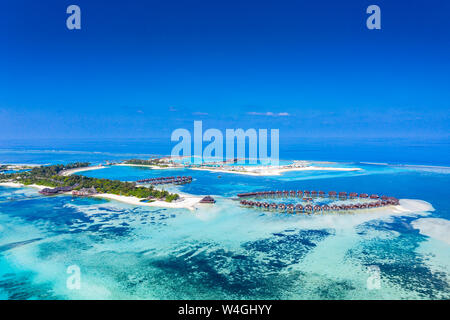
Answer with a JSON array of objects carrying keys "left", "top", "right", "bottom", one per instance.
[{"left": 0, "top": 142, "right": 449, "bottom": 299}]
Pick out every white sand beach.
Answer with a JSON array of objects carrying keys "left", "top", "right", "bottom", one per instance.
[
  {"left": 114, "top": 163, "right": 179, "bottom": 170},
  {"left": 0, "top": 182, "right": 202, "bottom": 210},
  {"left": 0, "top": 182, "right": 25, "bottom": 188},
  {"left": 59, "top": 165, "right": 106, "bottom": 176},
  {"left": 93, "top": 193, "right": 203, "bottom": 210},
  {"left": 0, "top": 182, "right": 47, "bottom": 190},
  {"left": 189, "top": 165, "right": 362, "bottom": 176}
]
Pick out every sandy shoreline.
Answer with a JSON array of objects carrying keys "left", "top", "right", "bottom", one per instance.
[
  {"left": 93, "top": 193, "right": 202, "bottom": 210},
  {"left": 60, "top": 165, "right": 106, "bottom": 176},
  {"left": 62, "top": 162, "right": 361, "bottom": 177},
  {"left": 0, "top": 182, "right": 47, "bottom": 190},
  {"left": 1, "top": 161, "right": 360, "bottom": 210},
  {"left": 0, "top": 181, "right": 202, "bottom": 210},
  {"left": 114, "top": 163, "right": 180, "bottom": 170},
  {"left": 189, "top": 165, "right": 362, "bottom": 176}
]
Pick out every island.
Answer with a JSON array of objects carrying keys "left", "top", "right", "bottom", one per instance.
[
  {"left": 115, "top": 158, "right": 181, "bottom": 170},
  {"left": 114, "top": 158, "right": 363, "bottom": 176},
  {"left": 0, "top": 163, "right": 204, "bottom": 209}
]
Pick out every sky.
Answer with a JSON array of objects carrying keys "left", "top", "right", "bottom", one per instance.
[{"left": 1, "top": 0, "right": 449, "bottom": 140}]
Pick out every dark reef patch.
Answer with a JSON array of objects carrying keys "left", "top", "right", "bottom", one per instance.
[
  {"left": 0, "top": 271, "right": 61, "bottom": 300},
  {"left": 349, "top": 216, "right": 449, "bottom": 299},
  {"left": 144, "top": 229, "right": 332, "bottom": 298}
]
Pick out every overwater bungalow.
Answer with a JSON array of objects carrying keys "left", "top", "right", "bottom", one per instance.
[
  {"left": 338, "top": 191, "right": 347, "bottom": 199},
  {"left": 349, "top": 192, "right": 358, "bottom": 199},
  {"left": 387, "top": 197, "right": 399, "bottom": 205},
  {"left": 200, "top": 196, "right": 215, "bottom": 204},
  {"left": 236, "top": 189, "right": 399, "bottom": 215},
  {"left": 137, "top": 176, "right": 192, "bottom": 185}
]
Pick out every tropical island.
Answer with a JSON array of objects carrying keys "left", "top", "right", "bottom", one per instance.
[
  {"left": 116, "top": 158, "right": 179, "bottom": 169},
  {"left": 116, "top": 157, "right": 363, "bottom": 176},
  {"left": 0, "top": 158, "right": 364, "bottom": 210},
  {"left": 124, "top": 158, "right": 168, "bottom": 166},
  {"left": 0, "top": 162, "right": 180, "bottom": 202}
]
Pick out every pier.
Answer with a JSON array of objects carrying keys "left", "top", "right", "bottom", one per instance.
[{"left": 136, "top": 176, "right": 192, "bottom": 185}]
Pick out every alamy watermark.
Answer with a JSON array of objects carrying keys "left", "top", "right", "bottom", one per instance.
[
  {"left": 366, "top": 5, "right": 381, "bottom": 30},
  {"left": 66, "top": 265, "right": 81, "bottom": 290},
  {"left": 66, "top": 5, "right": 81, "bottom": 30},
  {"left": 171, "top": 121, "right": 279, "bottom": 165},
  {"left": 65, "top": 4, "right": 380, "bottom": 31}
]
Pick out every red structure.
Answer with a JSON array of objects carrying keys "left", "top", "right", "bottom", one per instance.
[
  {"left": 137, "top": 176, "right": 192, "bottom": 185},
  {"left": 237, "top": 189, "right": 399, "bottom": 214},
  {"left": 200, "top": 196, "right": 215, "bottom": 204}
]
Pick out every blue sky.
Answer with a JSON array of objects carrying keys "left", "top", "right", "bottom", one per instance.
[{"left": 1, "top": 0, "right": 449, "bottom": 140}]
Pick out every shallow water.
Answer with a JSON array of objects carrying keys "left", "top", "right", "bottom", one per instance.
[{"left": 0, "top": 145, "right": 449, "bottom": 299}]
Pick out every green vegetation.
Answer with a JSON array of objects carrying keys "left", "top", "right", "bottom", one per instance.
[
  {"left": 29, "top": 162, "right": 90, "bottom": 177},
  {"left": 124, "top": 158, "right": 166, "bottom": 166},
  {"left": 0, "top": 163, "right": 179, "bottom": 202}
]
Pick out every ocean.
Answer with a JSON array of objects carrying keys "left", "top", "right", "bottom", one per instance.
[{"left": 0, "top": 138, "right": 449, "bottom": 299}]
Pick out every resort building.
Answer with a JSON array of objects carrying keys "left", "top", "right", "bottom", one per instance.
[
  {"left": 39, "top": 186, "right": 73, "bottom": 196},
  {"left": 72, "top": 187, "right": 98, "bottom": 196},
  {"left": 200, "top": 196, "right": 215, "bottom": 204}
]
